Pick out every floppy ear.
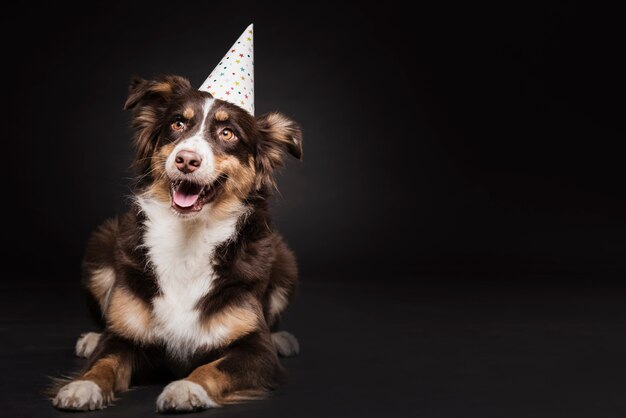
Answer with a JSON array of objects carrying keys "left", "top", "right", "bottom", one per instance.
[
  {"left": 124, "top": 75, "right": 192, "bottom": 174},
  {"left": 123, "top": 74, "right": 191, "bottom": 110},
  {"left": 255, "top": 112, "right": 303, "bottom": 191}
]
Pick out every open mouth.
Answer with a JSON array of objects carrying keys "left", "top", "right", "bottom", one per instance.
[{"left": 170, "top": 177, "right": 224, "bottom": 214}]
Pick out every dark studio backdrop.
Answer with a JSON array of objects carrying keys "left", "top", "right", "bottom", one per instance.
[
  {"left": 3, "top": 2, "right": 626, "bottom": 417},
  {"left": 5, "top": 2, "right": 625, "bottom": 278}
]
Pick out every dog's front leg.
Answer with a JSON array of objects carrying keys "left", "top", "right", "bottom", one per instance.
[
  {"left": 156, "top": 331, "right": 282, "bottom": 413},
  {"left": 53, "top": 331, "right": 134, "bottom": 411}
]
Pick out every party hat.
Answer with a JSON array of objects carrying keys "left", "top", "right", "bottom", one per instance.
[{"left": 199, "top": 24, "right": 255, "bottom": 115}]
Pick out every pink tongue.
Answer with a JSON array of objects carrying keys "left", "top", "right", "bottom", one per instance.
[{"left": 173, "top": 190, "right": 200, "bottom": 208}]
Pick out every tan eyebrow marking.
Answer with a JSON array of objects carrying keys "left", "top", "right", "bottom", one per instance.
[
  {"left": 183, "top": 107, "right": 194, "bottom": 119},
  {"left": 215, "top": 110, "right": 229, "bottom": 121}
]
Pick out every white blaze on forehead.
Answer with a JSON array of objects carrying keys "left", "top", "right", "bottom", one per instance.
[
  {"left": 193, "top": 97, "right": 215, "bottom": 138},
  {"left": 166, "top": 98, "right": 217, "bottom": 183}
]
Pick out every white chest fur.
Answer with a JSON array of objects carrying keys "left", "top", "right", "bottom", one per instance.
[{"left": 138, "top": 198, "right": 243, "bottom": 359}]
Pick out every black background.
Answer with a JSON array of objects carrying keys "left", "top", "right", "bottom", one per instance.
[
  {"left": 3, "top": 2, "right": 626, "bottom": 417},
  {"left": 4, "top": 2, "right": 625, "bottom": 278}
]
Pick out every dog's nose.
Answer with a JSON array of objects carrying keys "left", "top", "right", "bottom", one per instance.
[{"left": 175, "top": 150, "right": 202, "bottom": 174}]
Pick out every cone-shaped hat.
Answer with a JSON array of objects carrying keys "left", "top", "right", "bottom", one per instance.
[{"left": 199, "top": 24, "right": 254, "bottom": 115}]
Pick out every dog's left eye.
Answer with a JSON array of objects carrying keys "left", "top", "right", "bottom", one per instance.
[
  {"left": 219, "top": 128, "right": 237, "bottom": 141},
  {"left": 171, "top": 121, "right": 186, "bottom": 132}
]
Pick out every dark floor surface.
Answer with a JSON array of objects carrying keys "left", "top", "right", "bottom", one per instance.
[{"left": 2, "top": 273, "right": 626, "bottom": 418}]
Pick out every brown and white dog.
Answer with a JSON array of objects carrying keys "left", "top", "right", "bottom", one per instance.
[{"left": 51, "top": 75, "right": 302, "bottom": 412}]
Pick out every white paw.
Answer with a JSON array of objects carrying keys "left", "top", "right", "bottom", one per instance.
[
  {"left": 156, "top": 380, "right": 216, "bottom": 413},
  {"left": 271, "top": 331, "right": 300, "bottom": 357},
  {"left": 75, "top": 332, "right": 101, "bottom": 358},
  {"left": 53, "top": 380, "right": 105, "bottom": 411}
]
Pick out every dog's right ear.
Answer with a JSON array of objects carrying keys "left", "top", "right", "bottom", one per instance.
[
  {"left": 123, "top": 75, "right": 192, "bottom": 175},
  {"left": 123, "top": 75, "right": 191, "bottom": 110}
]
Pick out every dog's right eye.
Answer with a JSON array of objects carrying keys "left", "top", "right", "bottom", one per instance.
[{"left": 171, "top": 121, "right": 186, "bottom": 132}]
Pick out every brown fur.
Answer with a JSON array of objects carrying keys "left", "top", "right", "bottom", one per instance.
[
  {"left": 106, "top": 286, "right": 153, "bottom": 343},
  {"left": 86, "top": 267, "right": 114, "bottom": 312},
  {"left": 255, "top": 112, "right": 303, "bottom": 190},
  {"left": 82, "top": 354, "right": 131, "bottom": 394},
  {"left": 215, "top": 154, "right": 256, "bottom": 199},
  {"left": 147, "top": 142, "right": 176, "bottom": 203},
  {"left": 202, "top": 299, "right": 261, "bottom": 345},
  {"left": 186, "top": 359, "right": 232, "bottom": 403}
]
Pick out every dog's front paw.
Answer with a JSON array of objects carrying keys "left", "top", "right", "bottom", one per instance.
[
  {"left": 156, "top": 380, "right": 217, "bottom": 413},
  {"left": 53, "top": 380, "right": 107, "bottom": 411},
  {"left": 75, "top": 332, "right": 101, "bottom": 358}
]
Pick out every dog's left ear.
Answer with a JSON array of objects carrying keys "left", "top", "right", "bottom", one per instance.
[{"left": 255, "top": 112, "right": 303, "bottom": 191}]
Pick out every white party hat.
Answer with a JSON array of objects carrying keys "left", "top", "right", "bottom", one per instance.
[{"left": 199, "top": 24, "right": 255, "bottom": 115}]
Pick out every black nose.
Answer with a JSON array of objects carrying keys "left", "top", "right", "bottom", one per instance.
[{"left": 175, "top": 150, "right": 202, "bottom": 174}]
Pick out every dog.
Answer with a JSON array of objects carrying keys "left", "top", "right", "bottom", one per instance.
[{"left": 51, "top": 74, "right": 302, "bottom": 412}]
